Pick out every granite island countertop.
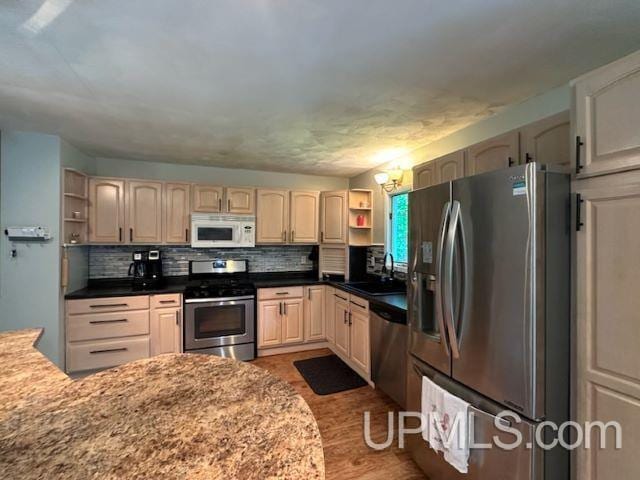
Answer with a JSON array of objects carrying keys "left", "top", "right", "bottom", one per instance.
[{"left": 0, "top": 329, "right": 324, "bottom": 479}]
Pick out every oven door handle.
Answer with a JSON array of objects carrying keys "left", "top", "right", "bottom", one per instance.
[{"left": 184, "top": 295, "right": 255, "bottom": 304}]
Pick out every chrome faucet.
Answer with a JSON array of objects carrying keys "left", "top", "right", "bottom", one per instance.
[{"left": 381, "top": 252, "right": 395, "bottom": 280}]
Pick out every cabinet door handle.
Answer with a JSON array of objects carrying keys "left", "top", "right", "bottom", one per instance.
[
  {"left": 575, "top": 136, "right": 584, "bottom": 174},
  {"left": 218, "top": 198, "right": 222, "bottom": 211},
  {"left": 90, "top": 347, "right": 127, "bottom": 355},
  {"left": 90, "top": 303, "right": 128, "bottom": 309},
  {"left": 185, "top": 228, "right": 189, "bottom": 242},
  {"left": 343, "top": 310, "right": 347, "bottom": 324},
  {"left": 279, "top": 302, "right": 283, "bottom": 315},
  {"left": 175, "top": 310, "right": 180, "bottom": 326},
  {"left": 308, "top": 289, "right": 311, "bottom": 300},
  {"left": 291, "top": 230, "right": 294, "bottom": 242},
  {"left": 508, "top": 156, "right": 514, "bottom": 167},
  {"left": 282, "top": 230, "right": 286, "bottom": 242},
  {"left": 320, "top": 231, "right": 324, "bottom": 243},
  {"left": 524, "top": 153, "right": 532, "bottom": 164},
  {"left": 119, "top": 228, "right": 122, "bottom": 242},
  {"left": 89, "top": 319, "right": 127, "bottom": 324},
  {"left": 228, "top": 199, "right": 231, "bottom": 212},
  {"left": 283, "top": 302, "right": 287, "bottom": 315},
  {"left": 129, "top": 228, "right": 133, "bottom": 242},
  {"left": 348, "top": 311, "right": 352, "bottom": 326}
]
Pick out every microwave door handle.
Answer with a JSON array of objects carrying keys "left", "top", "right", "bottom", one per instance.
[
  {"left": 443, "top": 200, "right": 461, "bottom": 359},
  {"left": 435, "top": 201, "right": 451, "bottom": 356}
]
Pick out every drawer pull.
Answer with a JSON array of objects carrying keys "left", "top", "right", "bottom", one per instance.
[
  {"left": 350, "top": 300, "right": 366, "bottom": 309},
  {"left": 335, "top": 294, "right": 347, "bottom": 301},
  {"left": 275, "top": 292, "right": 289, "bottom": 296},
  {"left": 89, "top": 303, "right": 129, "bottom": 309},
  {"left": 159, "top": 300, "right": 176, "bottom": 304},
  {"left": 89, "top": 347, "right": 128, "bottom": 355},
  {"left": 89, "top": 319, "right": 128, "bottom": 324}
]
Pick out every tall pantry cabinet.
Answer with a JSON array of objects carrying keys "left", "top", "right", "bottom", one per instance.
[{"left": 573, "top": 49, "right": 640, "bottom": 480}]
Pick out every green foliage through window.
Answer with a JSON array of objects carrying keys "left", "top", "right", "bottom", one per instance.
[{"left": 390, "top": 193, "right": 408, "bottom": 264}]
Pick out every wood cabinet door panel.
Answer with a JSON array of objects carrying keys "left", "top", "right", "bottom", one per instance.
[
  {"left": 150, "top": 307, "right": 181, "bottom": 356},
  {"left": 290, "top": 191, "right": 319, "bottom": 243},
  {"left": 576, "top": 178, "right": 640, "bottom": 479},
  {"left": 333, "top": 298, "right": 350, "bottom": 358},
  {"left": 127, "top": 181, "right": 163, "bottom": 243},
  {"left": 435, "top": 149, "right": 465, "bottom": 184},
  {"left": 304, "top": 286, "right": 325, "bottom": 342},
  {"left": 89, "top": 178, "right": 125, "bottom": 243},
  {"left": 320, "top": 191, "right": 347, "bottom": 244},
  {"left": 192, "top": 185, "right": 223, "bottom": 213},
  {"left": 226, "top": 187, "right": 255, "bottom": 214},
  {"left": 256, "top": 189, "right": 289, "bottom": 243},
  {"left": 413, "top": 163, "right": 436, "bottom": 189},
  {"left": 325, "top": 287, "right": 336, "bottom": 343},
  {"left": 282, "top": 299, "right": 304, "bottom": 344},
  {"left": 521, "top": 111, "right": 570, "bottom": 170},
  {"left": 349, "top": 308, "right": 370, "bottom": 374},
  {"left": 164, "top": 183, "right": 190, "bottom": 244},
  {"left": 575, "top": 52, "right": 640, "bottom": 177},
  {"left": 467, "top": 130, "right": 519, "bottom": 176},
  {"left": 258, "top": 300, "right": 282, "bottom": 348}
]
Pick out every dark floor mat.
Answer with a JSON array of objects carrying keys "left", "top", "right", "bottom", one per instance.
[{"left": 293, "top": 354, "right": 367, "bottom": 395}]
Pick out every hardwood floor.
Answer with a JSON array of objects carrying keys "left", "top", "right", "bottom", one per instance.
[{"left": 252, "top": 349, "right": 425, "bottom": 480}]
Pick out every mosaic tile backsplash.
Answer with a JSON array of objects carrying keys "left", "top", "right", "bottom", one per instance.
[
  {"left": 367, "top": 245, "right": 407, "bottom": 280},
  {"left": 89, "top": 245, "right": 316, "bottom": 279}
]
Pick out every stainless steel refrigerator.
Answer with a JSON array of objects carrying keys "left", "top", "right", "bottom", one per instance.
[{"left": 406, "top": 163, "right": 570, "bottom": 480}]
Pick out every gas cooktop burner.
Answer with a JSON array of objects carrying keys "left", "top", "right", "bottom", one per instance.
[{"left": 184, "top": 258, "right": 255, "bottom": 299}]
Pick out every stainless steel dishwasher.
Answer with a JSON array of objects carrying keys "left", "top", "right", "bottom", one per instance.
[{"left": 370, "top": 302, "right": 407, "bottom": 408}]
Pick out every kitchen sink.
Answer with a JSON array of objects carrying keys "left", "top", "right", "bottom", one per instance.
[{"left": 345, "top": 280, "right": 406, "bottom": 296}]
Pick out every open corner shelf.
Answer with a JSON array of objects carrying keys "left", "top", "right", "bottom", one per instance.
[{"left": 63, "top": 168, "right": 89, "bottom": 244}]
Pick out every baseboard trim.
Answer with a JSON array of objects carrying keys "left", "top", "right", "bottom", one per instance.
[{"left": 257, "top": 341, "right": 330, "bottom": 357}]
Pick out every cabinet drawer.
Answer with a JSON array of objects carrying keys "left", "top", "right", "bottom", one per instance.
[
  {"left": 67, "top": 311, "right": 150, "bottom": 342},
  {"left": 150, "top": 294, "right": 182, "bottom": 309},
  {"left": 349, "top": 294, "right": 369, "bottom": 313},
  {"left": 67, "top": 296, "right": 149, "bottom": 315},
  {"left": 66, "top": 336, "right": 149, "bottom": 373},
  {"left": 258, "top": 286, "right": 303, "bottom": 300}
]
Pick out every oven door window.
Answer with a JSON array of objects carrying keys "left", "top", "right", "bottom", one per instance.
[
  {"left": 194, "top": 304, "right": 246, "bottom": 338},
  {"left": 197, "top": 226, "right": 234, "bottom": 242}
]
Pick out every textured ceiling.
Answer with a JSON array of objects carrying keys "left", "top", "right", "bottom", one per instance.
[{"left": 2, "top": 0, "right": 640, "bottom": 176}]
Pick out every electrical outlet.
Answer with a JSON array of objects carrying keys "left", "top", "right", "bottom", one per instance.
[
  {"left": 369, "top": 257, "right": 376, "bottom": 267},
  {"left": 300, "top": 256, "right": 307, "bottom": 264}
]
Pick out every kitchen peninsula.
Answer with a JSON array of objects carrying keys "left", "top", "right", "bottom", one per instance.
[{"left": 0, "top": 329, "right": 324, "bottom": 479}]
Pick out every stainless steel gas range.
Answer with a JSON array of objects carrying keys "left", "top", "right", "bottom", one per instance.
[{"left": 183, "top": 259, "right": 256, "bottom": 361}]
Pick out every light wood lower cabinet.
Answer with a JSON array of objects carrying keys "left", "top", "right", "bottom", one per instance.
[
  {"left": 282, "top": 299, "right": 304, "bottom": 344},
  {"left": 324, "top": 287, "right": 336, "bottom": 344},
  {"left": 333, "top": 293, "right": 350, "bottom": 358},
  {"left": 150, "top": 294, "right": 182, "bottom": 356},
  {"left": 304, "top": 286, "right": 325, "bottom": 342},
  {"left": 575, "top": 173, "right": 640, "bottom": 479},
  {"left": 66, "top": 293, "right": 183, "bottom": 373},
  {"left": 258, "top": 300, "right": 283, "bottom": 347}
]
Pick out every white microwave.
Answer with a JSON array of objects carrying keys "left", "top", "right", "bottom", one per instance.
[{"left": 191, "top": 213, "right": 255, "bottom": 248}]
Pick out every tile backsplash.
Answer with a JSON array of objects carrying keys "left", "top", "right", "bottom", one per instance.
[
  {"left": 89, "top": 245, "right": 317, "bottom": 279},
  {"left": 367, "top": 245, "right": 407, "bottom": 280}
]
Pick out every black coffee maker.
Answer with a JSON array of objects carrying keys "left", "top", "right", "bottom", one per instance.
[{"left": 128, "top": 250, "right": 164, "bottom": 289}]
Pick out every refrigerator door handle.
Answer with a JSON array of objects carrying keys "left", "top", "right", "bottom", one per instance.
[
  {"left": 435, "top": 201, "right": 451, "bottom": 356},
  {"left": 443, "top": 200, "right": 461, "bottom": 359}
]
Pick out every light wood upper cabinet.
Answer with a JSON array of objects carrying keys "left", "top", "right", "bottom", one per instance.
[
  {"left": 282, "top": 298, "right": 304, "bottom": 344},
  {"left": 304, "top": 286, "right": 325, "bottom": 342},
  {"left": 150, "top": 306, "right": 181, "bottom": 356},
  {"left": 257, "top": 300, "right": 282, "bottom": 348},
  {"left": 413, "top": 162, "right": 436, "bottom": 189},
  {"left": 226, "top": 187, "right": 255, "bottom": 214},
  {"left": 575, "top": 173, "right": 640, "bottom": 480},
  {"left": 467, "top": 130, "right": 519, "bottom": 176},
  {"left": 163, "top": 183, "right": 190, "bottom": 244},
  {"left": 333, "top": 296, "right": 350, "bottom": 358},
  {"left": 192, "top": 185, "right": 224, "bottom": 213},
  {"left": 435, "top": 149, "right": 465, "bottom": 183},
  {"left": 256, "top": 189, "right": 289, "bottom": 243},
  {"left": 127, "top": 181, "right": 163, "bottom": 244},
  {"left": 521, "top": 111, "right": 570, "bottom": 170},
  {"left": 349, "top": 306, "right": 370, "bottom": 375},
  {"left": 290, "top": 191, "right": 320, "bottom": 243},
  {"left": 89, "top": 177, "right": 125, "bottom": 243},
  {"left": 320, "top": 190, "right": 348, "bottom": 244},
  {"left": 574, "top": 50, "right": 640, "bottom": 177}
]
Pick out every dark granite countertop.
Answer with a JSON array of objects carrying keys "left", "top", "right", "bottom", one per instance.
[{"left": 65, "top": 272, "right": 407, "bottom": 312}]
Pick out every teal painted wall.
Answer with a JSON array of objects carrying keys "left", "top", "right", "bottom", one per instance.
[
  {"left": 350, "top": 84, "right": 572, "bottom": 243},
  {"left": 0, "top": 132, "right": 63, "bottom": 366}
]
